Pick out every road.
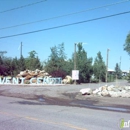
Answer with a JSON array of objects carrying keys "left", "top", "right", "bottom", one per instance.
[{"left": 0, "top": 96, "right": 129, "bottom": 130}]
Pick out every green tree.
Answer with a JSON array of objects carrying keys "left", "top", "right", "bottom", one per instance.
[
  {"left": 63, "top": 59, "right": 73, "bottom": 76},
  {"left": 19, "top": 55, "right": 26, "bottom": 71},
  {"left": 12, "top": 57, "right": 20, "bottom": 76},
  {"left": 28, "top": 50, "right": 37, "bottom": 58},
  {"left": 0, "top": 56, "right": 7, "bottom": 76},
  {"left": 126, "top": 73, "right": 130, "bottom": 82},
  {"left": 124, "top": 32, "right": 130, "bottom": 55},
  {"left": 0, "top": 56, "right": 3, "bottom": 64},
  {"left": 45, "top": 43, "right": 68, "bottom": 78},
  {"left": 76, "top": 43, "right": 93, "bottom": 83},
  {"left": 45, "top": 45, "right": 59, "bottom": 73},
  {"left": 57, "top": 43, "right": 67, "bottom": 70},
  {"left": 115, "top": 63, "right": 122, "bottom": 79},
  {"left": 0, "top": 56, "right": 13, "bottom": 76},
  {"left": 93, "top": 51, "right": 106, "bottom": 82},
  {"left": 25, "top": 51, "right": 42, "bottom": 70}
]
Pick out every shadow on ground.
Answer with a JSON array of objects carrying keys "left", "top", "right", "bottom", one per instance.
[{"left": 8, "top": 93, "right": 130, "bottom": 114}]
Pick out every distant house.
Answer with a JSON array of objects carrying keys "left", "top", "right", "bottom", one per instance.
[
  {"left": 122, "top": 70, "right": 129, "bottom": 77},
  {"left": 107, "top": 68, "right": 129, "bottom": 77},
  {"left": 107, "top": 68, "right": 115, "bottom": 74}
]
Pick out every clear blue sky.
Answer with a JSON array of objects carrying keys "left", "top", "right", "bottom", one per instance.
[{"left": 0, "top": 0, "right": 130, "bottom": 71}]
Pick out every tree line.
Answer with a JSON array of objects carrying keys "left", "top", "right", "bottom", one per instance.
[
  {"left": 124, "top": 31, "right": 130, "bottom": 82},
  {"left": 0, "top": 42, "right": 123, "bottom": 83},
  {"left": 0, "top": 50, "right": 42, "bottom": 76},
  {"left": 1, "top": 29, "right": 130, "bottom": 83}
]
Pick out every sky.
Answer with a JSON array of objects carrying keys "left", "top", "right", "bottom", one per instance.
[{"left": 0, "top": 0, "right": 130, "bottom": 71}]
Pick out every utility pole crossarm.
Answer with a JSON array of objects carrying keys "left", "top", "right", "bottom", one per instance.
[
  {"left": 20, "top": 42, "right": 23, "bottom": 57},
  {"left": 74, "top": 43, "right": 77, "bottom": 70}
]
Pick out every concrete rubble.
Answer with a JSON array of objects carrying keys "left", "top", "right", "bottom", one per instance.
[
  {"left": 17, "top": 69, "right": 72, "bottom": 84},
  {"left": 62, "top": 75, "right": 72, "bottom": 84},
  {"left": 17, "top": 69, "right": 51, "bottom": 84},
  {"left": 80, "top": 85, "right": 130, "bottom": 98}
]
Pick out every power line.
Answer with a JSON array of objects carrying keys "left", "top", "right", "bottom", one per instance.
[
  {"left": 0, "top": 10, "right": 130, "bottom": 39},
  {"left": 0, "top": 0, "right": 47, "bottom": 14},
  {"left": 0, "top": 0, "right": 129, "bottom": 30}
]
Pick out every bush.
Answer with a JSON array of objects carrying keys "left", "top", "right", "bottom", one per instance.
[
  {"left": 107, "top": 74, "right": 115, "bottom": 82},
  {"left": 126, "top": 73, "right": 130, "bottom": 82},
  {"left": 90, "top": 78, "right": 99, "bottom": 83},
  {"left": 69, "top": 79, "right": 73, "bottom": 84},
  {"left": 50, "top": 69, "right": 66, "bottom": 79}
]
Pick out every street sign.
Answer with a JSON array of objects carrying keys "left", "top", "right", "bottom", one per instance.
[{"left": 72, "top": 70, "right": 79, "bottom": 80}]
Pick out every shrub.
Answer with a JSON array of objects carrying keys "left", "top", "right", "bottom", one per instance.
[
  {"left": 90, "top": 78, "right": 99, "bottom": 83},
  {"left": 126, "top": 73, "right": 130, "bottom": 83},
  {"left": 50, "top": 69, "right": 66, "bottom": 79}
]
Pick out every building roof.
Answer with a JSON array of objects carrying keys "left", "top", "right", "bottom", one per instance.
[
  {"left": 108, "top": 68, "right": 115, "bottom": 72},
  {"left": 122, "top": 70, "right": 129, "bottom": 73}
]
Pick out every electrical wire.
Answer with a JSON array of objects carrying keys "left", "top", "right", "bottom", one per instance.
[
  {"left": 0, "top": 10, "right": 129, "bottom": 39},
  {"left": 0, "top": 0, "right": 129, "bottom": 30},
  {"left": 0, "top": 0, "right": 47, "bottom": 14}
]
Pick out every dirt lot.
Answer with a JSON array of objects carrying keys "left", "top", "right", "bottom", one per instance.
[{"left": 0, "top": 80, "right": 130, "bottom": 113}]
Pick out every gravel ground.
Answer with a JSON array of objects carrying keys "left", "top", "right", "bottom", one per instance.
[{"left": 0, "top": 80, "right": 130, "bottom": 112}]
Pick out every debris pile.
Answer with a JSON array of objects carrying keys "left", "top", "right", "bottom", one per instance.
[
  {"left": 17, "top": 69, "right": 72, "bottom": 84},
  {"left": 62, "top": 75, "right": 72, "bottom": 84},
  {"left": 17, "top": 69, "right": 51, "bottom": 84},
  {"left": 80, "top": 85, "right": 130, "bottom": 98}
]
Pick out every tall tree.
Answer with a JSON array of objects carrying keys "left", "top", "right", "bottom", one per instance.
[
  {"left": 0, "top": 56, "right": 3, "bottom": 65},
  {"left": 0, "top": 56, "right": 13, "bottom": 76},
  {"left": 45, "top": 43, "right": 68, "bottom": 78},
  {"left": 63, "top": 59, "right": 73, "bottom": 76},
  {"left": 45, "top": 45, "right": 58, "bottom": 73},
  {"left": 76, "top": 43, "right": 93, "bottom": 83},
  {"left": 57, "top": 43, "right": 67, "bottom": 70},
  {"left": 19, "top": 55, "right": 26, "bottom": 71},
  {"left": 12, "top": 57, "right": 19, "bottom": 76},
  {"left": 124, "top": 32, "right": 130, "bottom": 55},
  {"left": 25, "top": 50, "right": 42, "bottom": 70},
  {"left": 28, "top": 50, "right": 37, "bottom": 58},
  {"left": 93, "top": 51, "right": 106, "bottom": 82},
  {"left": 0, "top": 56, "right": 7, "bottom": 76}
]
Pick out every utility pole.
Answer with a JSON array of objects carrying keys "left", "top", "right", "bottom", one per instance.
[
  {"left": 74, "top": 43, "right": 77, "bottom": 70},
  {"left": 74, "top": 43, "right": 77, "bottom": 84},
  {"left": 120, "top": 56, "right": 121, "bottom": 70},
  {"left": 20, "top": 42, "right": 22, "bottom": 58},
  {"left": 106, "top": 49, "right": 109, "bottom": 83}
]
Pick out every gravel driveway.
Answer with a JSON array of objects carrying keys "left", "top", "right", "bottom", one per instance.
[{"left": 0, "top": 80, "right": 130, "bottom": 113}]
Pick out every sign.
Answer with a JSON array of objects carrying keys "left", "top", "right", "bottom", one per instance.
[
  {"left": 72, "top": 70, "right": 79, "bottom": 80},
  {"left": 0, "top": 77, "right": 62, "bottom": 85}
]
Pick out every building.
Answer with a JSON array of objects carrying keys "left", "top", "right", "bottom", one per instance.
[
  {"left": 107, "top": 68, "right": 115, "bottom": 74},
  {"left": 122, "top": 70, "right": 129, "bottom": 77}
]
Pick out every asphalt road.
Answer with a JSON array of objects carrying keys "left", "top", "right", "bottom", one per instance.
[{"left": 0, "top": 96, "right": 130, "bottom": 130}]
